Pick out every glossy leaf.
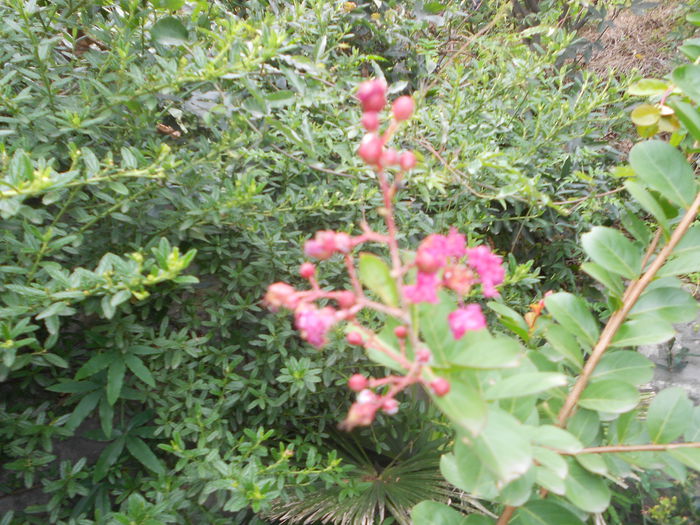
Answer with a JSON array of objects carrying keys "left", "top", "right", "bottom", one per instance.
[
  {"left": 630, "top": 104, "right": 660, "bottom": 126},
  {"left": 647, "top": 387, "right": 693, "bottom": 444},
  {"left": 628, "top": 78, "right": 669, "bottom": 96},
  {"left": 629, "top": 287, "right": 699, "bottom": 323},
  {"left": 544, "top": 293, "right": 599, "bottom": 348},
  {"left": 581, "top": 227, "right": 641, "bottom": 279},
  {"left": 151, "top": 16, "right": 188, "bottom": 46},
  {"left": 628, "top": 140, "right": 697, "bottom": 209},
  {"left": 358, "top": 253, "right": 399, "bottom": 307},
  {"left": 610, "top": 319, "right": 675, "bottom": 347},
  {"left": 578, "top": 380, "right": 639, "bottom": 414}
]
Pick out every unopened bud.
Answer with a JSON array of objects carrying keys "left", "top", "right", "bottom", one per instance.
[
  {"left": 299, "top": 262, "right": 316, "bottom": 279},
  {"left": 399, "top": 151, "right": 416, "bottom": 171},
  {"left": 336, "top": 291, "right": 356, "bottom": 309},
  {"left": 392, "top": 96, "right": 414, "bottom": 121},
  {"left": 348, "top": 374, "right": 368, "bottom": 392},
  {"left": 361, "top": 111, "right": 380, "bottom": 132},
  {"left": 416, "top": 348, "right": 431, "bottom": 363},
  {"left": 394, "top": 325, "right": 408, "bottom": 339},
  {"left": 358, "top": 133, "right": 383, "bottom": 165},
  {"left": 347, "top": 331, "right": 364, "bottom": 346},
  {"left": 430, "top": 378, "right": 450, "bottom": 397},
  {"left": 382, "top": 398, "right": 399, "bottom": 415}
]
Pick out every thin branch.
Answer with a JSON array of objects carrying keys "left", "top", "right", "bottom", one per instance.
[
  {"left": 558, "top": 189, "right": 700, "bottom": 425},
  {"left": 550, "top": 186, "right": 625, "bottom": 207},
  {"left": 496, "top": 506, "right": 516, "bottom": 525},
  {"left": 559, "top": 442, "right": 700, "bottom": 455}
]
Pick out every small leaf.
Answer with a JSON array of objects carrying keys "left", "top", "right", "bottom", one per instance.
[
  {"left": 545, "top": 293, "right": 599, "bottom": 349},
  {"left": 581, "top": 227, "right": 642, "bottom": 279},
  {"left": 542, "top": 322, "right": 583, "bottom": 370},
  {"left": 358, "top": 253, "right": 399, "bottom": 307},
  {"left": 578, "top": 380, "right": 639, "bottom": 414},
  {"left": 94, "top": 438, "right": 125, "bottom": 482},
  {"left": 485, "top": 373, "right": 567, "bottom": 400},
  {"left": 125, "top": 354, "right": 156, "bottom": 387},
  {"left": 629, "top": 140, "right": 697, "bottom": 209},
  {"left": 647, "top": 387, "right": 693, "bottom": 444},
  {"left": 576, "top": 453, "right": 608, "bottom": 476},
  {"left": 488, "top": 301, "right": 530, "bottom": 340},
  {"left": 631, "top": 104, "right": 661, "bottom": 127},
  {"left": 106, "top": 360, "right": 126, "bottom": 405},
  {"left": 151, "top": 16, "right": 188, "bottom": 46},
  {"left": 669, "top": 100, "right": 700, "bottom": 142}
]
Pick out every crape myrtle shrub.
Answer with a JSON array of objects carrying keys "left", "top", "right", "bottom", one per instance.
[{"left": 0, "top": 0, "right": 629, "bottom": 522}]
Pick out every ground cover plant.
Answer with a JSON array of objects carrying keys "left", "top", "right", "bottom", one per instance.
[{"left": 1, "top": 0, "right": 697, "bottom": 523}]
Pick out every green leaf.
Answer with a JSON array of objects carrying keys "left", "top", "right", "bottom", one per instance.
[
  {"left": 630, "top": 104, "right": 661, "bottom": 127},
  {"left": 578, "top": 380, "right": 639, "bottom": 414},
  {"left": 590, "top": 351, "right": 653, "bottom": 386},
  {"left": 628, "top": 78, "right": 669, "bottom": 96},
  {"left": 358, "top": 253, "right": 399, "bottom": 307},
  {"left": 66, "top": 391, "right": 101, "bottom": 431},
  {"left": 629, "top": 287, "right": 699, "bottom": 323},
  {"left": 563, "top": 460, "right": 611, "bottom": 513},
  {"left": 687, "top": 12, "right": 700, "bottom": 25},
  {"left": 685, "top": 407, "right": 700, "bottom": 441},
  {"left": 94, "top": 438, "right": 125, "bottom": 482},
  {"left": 126, "top": 437, "right": 164, "bottom": 475},
  {"left": 529, "top": 425, "right": 583, "bottom": 453},
  {"left": 265, "top": 90, "right": 295, "bottom": 108},
  {"left": 580, "top": 262, "right": 624, "bottom": 297},
  {"left": 647, "top": 387, "right": 693, "bottom": 444},
  {"left": 471, "top": 409, "right": 533, "bottom": 484},
  {"left": 125, "top": 354, "right": 156, "bottom": 387},
  {"left": 151, "top": 16, "right": 188, "bottom": 46},
  {"left": 628, "top": 140, "right": 697, "bottom": 209},
  {"left": 450, "top": 334, "right": 523, "bottom": 369},
  {"left": 669, "top": 448, "right": 700, "bottom": 471},
  {"left": 498, "top": 468, "right": 535, "bottom": 506},
  {"left": 672, "top": 64, "right": 700, "bottom": 105},
  {"left": 488, "top": 301, "right": 530, "bottom": 340},
  {"left": 581, "top": 227, "right": 642, "bottom": 279},
  {"left": 610, "top": 319, "right": 675, "bottom": 347},
  {"left": 658, "top": 224, "right": 700, "bottom": 276},
  {"left": 533, "top": 447, "right": 568, "bottom": 478},
  {"left": 544, "top": 293, "right": 599, "bottom": 349},
  {"left": 441, "top": 449, "right": 498, "bottom": 500},
  {"left": 99, "top": 394, "right": 114, "bottom": 438},
  {"left": 47, "top": 381, "right": 100, "bottom": 394},
  {"left": 623, "top": 181, "right": 670, "bottom": 231},
  {"left": 152, "top": 0, "right": 186, "bottom": 9},
  {"left": 75, "top": 352, "right": 116, "bottom": 380},
  {"left": 535, "top": 465, "right": 566, "bottom": 495},
  {"left": 411, "top": 501, "right": 479, "bottom": 525},
  {"left": 576, "top": 453, "right": 607, "bottom": 476},
  {"left": 431, "top": 370, "right": 487, "bottom": 436},
  {"left": 485, "top": 373, "right": 567, "bottom": 400},
  {"left": 42, "top": 353, "right": 69, "bottom": 368},
  {"left": 669, "top": 100, "right": 700, "bottom": 142},
  {"left": 542, "top": 322, "right": 583, "bottom": 370},
  {"left": 511, "top": 500, "right": 586, "bottom": 525},
  {"left": 106, "top": 360, "right": 126, "bottom": 405}
]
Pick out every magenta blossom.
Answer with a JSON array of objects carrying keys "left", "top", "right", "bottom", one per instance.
[
  {"left": 404, "top": 271, "right": 439, "bottom": 304},
  {"left": 466, "top": 245, "right": 505, "bottom": 298},
  {"left": 294, "top": 305, "right": 337, "bottom": 347},
  {"left": 415, "top": 229, "right": 467, "bottom": 274},
  {"left": 448, "top": 304, "right": 486, "bottom": 339}
]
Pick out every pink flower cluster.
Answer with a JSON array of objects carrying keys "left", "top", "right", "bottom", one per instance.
[
  {"left": 304, "top": 230, "right": 352, "bottom": 260},
  {"left": 356, "top": 79, "right": 416, "bottom": 170}
]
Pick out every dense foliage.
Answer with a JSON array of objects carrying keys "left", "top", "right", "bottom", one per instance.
[{"left": 1, "top": 0, "right": 696, "bottom": 524}]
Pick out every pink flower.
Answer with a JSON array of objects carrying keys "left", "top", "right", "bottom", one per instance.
[
  {"left": 356, "top": 79, "right": 387, "bottom": 113},
  {"left": 295, "top": 305, "right": 337, "bottom": 347},
  {"left": 448, "top": 304, "right": 486, "bottom": 339},
  {"left": 404, "top": 271, "right": 439, "bottom": 304},
  {"left": 466, "top": 246, "right": 505, "bottom": 298},
  {"left": 304, "top": 231, "right": 352, "bottom": 259},
  {"left": 361, "top": 111, "right": 380, "bottom": 131},
  {"left": 264, "top": 282, "right": 300, "bottom": 311},
  {"left": 445, "top": 228, "right": 467, "bottom": 258},
  {"left": 358, "top": 133, "right": 384, "bottom": 165},
  {"left": 414, "top": 229, "right": 466, "bottom": 274},
  {"left": 443, "top": 264, "right": 474, "bottom": 296}
]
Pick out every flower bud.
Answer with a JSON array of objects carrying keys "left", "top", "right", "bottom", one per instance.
[
  {"left": 357, "top": 388, "right": 377, "bottom": 404},
  {"left": 430, "top": 378, "right": 450, "bottom": 397},
  {"left": 392, "top": 96, "right": 414, "bottom": 121},
  {"left": 399, "top": 151, "right": 416, "bottom": 171},
  {"left": 357, "top": 79, "right": 387, "bottom": 113},
  {"left": 382, "top": 398, "right": 399, "bottom": 415},
  {"left": 334, "top": 232, "right": 352, "bottom": 253},
  {"left": 415, "top": 249, "right": 441, "bottom": 274},
  {"left": 336, "top": 290, "right": 356, "bottom": 309},
  {"left": 347, "top": 331, "right": 364, "bottom": 346},
  {"left": 361, "top": 111, "right": 380, "bottom": 132},
  {"left": 264, "top": 282, "right": 299, "bottom": 311},
  {"left": 381, "top": 148, "right": 399, "bottom": 166},
  {"left": 348, "top": 374, "right": 368, "bottom": 392},
  {"left": 358, "top": 133, "right": 383, "bottom": 165},
  {"left": 416, "top": 348, "right": 431, "bottom": 363},
  {"left": 299, "top": 262, "right": 316, "bottom": 279},
  {"left": 394, "top": 325, "right": 408, "bottom": 339}
]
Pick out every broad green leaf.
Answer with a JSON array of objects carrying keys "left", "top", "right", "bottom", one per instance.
[
  {"left": 265, "top": 90, "right": 295, "bottom": 108},
  {"left": 441, "top": 449, "right": 498, "bottom": 500},
  {"left": 94, "top": 437, "right": 125, "bottom": 482},
  {"left": 610, "top": 319, "right": 675, "bottom": 347},
  {"left": 647, "top": 387, "right": 693, "bottom": 443},
  {"left": 629, "top": 287, "right": 699, "bottom": 323},
  {"left": 431, "top": 370, "right": 487, "bottom": 436},
  {"left": 685, "top": 407, "right": 700, "bottom": 441},
  {"left": 106, "top": 360, "right": 126, "bottom": 406},
  {"left": 576, "top": 453, "right": 607, "bottom": 475},
  {"left": 358, "top": 253, "right": 399, "bottom": 307},
  {"left": 151, "top": 16, "right": 188, "bottom": 46},
  {"left": 529, "top": 425, "right": 583, "bottom": 453},
  {"left": 688, "top": 12, "right": 700, "bottom": 25},
  {"left": 658, "top": 224, "right": 700, "bottom": 276},
  {"left": 471, "top": 409, "right": 532, "bottom": 484},
  {"left": 630, "top": 104, "right": 660, "bottom": 127},
  {"left": 126, "top": 437, "right": 165, "bottom": 475},
  {"left": 544, "top": 293, "right": 599, "bottom": 349},
  {"left": 535, "top": 466, "right": 566, "bottom": 495},
  {"left": 124, "top": 354, "right": 156, "bottom": 388},
  {"left": 411, "top": 501, "right": 477, "bottom": 525},
  {"left": 580, "top": 262, "right": 624, "bottom": 297},
  {"left": 628, "top": 78, "right": 669, "bottom": 96},
  {"left": 564, "top": 460, "right": 611, "bottom": 513},
  {"left": 628, "top": 140, "right": 696, "bottom": 209},
  {"left": 533, "top": 447, "right": 568, "bottom": 478},
  {"left": 498, "top": 468, "right": 535, "bottom": 506},
  {"left": 590, "top": 351, "right": 653, "bottom": 385},
  {"left": 542, "top": 322, "right": 583, "bottom": 370},
  {"left": 152, "top": 0, "right": 186, "bottom": 8},
  {"left": 623, "top": 181, "right": 670, "bottom": 231},
  {"left": 485, "top": 373, "right": 567, "bottom": 400},
  {"left": 669, "top": 100, "right": 700, "bottom": 142},
  {"left": 450, "top": 334, "right": 523, "bottom": 369},
  {"left": 578, "top": 380, "right": 639, "bottom": 414},
  {"left": 567, "top": 409, "right": 600, "bottom": 446},
  {"left": 581, "top": 227, "right": 642, "bottom": 279},
  {"left": 511, "top": 500, "right": 586, "bottom": 525},
  {"left": 672, "top": 64, "right": 700, "bottom": 104},
  {"left": 669, "top": 448, "right": 700, "bottom": 471}
]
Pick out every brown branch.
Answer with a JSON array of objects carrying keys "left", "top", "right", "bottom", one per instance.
[
  {"left": 496, "top": 506, "right": 516, "bottom": 525},
  {"left": 551, "top": 186, "right": 625, "bottom": 207},
  {"left": 559, "top": 442, "right": 700, "bottom": 455},
  {"left": 558, "top": 189, "right": 700, "bottom": 425}
]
